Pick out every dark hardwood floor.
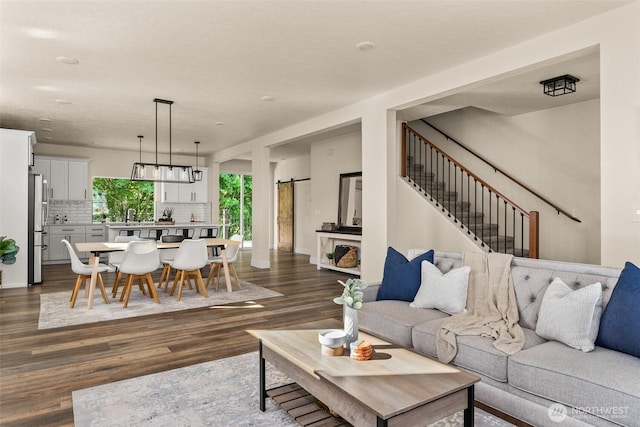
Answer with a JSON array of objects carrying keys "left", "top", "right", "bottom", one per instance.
[{"left": 0, "top": 250, "right": 346, "bottom": 426}]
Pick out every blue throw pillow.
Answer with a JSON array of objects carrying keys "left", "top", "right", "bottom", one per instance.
[
  {"left": 376, "top": 247, "right": 434, "bottom": 301},
  {"left": 595, "top": 262, "right": 640, "bottom": 357}
]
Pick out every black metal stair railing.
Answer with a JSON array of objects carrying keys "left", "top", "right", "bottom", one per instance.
[{"left": 402, "top": 123, "right": 539, "bottom": 258}]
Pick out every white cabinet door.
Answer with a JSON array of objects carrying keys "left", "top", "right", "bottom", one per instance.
[
  {"left": 49, "top": 160, "right": 68, "bottom": 200},
  {"left": 177, "top": 168, "right": 208, "bottom": 202},
  {"left": 157, "top": 182, "right": 180, "bottom": 202},
  {"left": 48, "top": 235, "right": 68, "bottom": 261},
  {"left": 68, "top": 161, "right": 88, "bottom": 200},
  {"left": 192, "top": 168, "right": 208, "bottom": 202}
]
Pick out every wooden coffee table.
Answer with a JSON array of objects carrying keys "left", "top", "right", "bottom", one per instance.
[{"left": 248, "top": 320, "right": 480, "bottom": 427}]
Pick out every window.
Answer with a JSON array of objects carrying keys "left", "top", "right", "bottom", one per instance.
[
  {"left": 92, "top": 178, "right": 154, "bottom": 222},
  {"left": 219, "top": 173, "right": 252, "bottom": 241}
]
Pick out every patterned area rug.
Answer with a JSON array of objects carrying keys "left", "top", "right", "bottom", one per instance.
[
  {"left": 38, "top": 281, "right": 282, "bottom": 329},
  {"left": 72, "top": 352, "right": 515, "bottom": 427}
]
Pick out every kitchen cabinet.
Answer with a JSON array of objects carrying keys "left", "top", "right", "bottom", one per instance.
[
  {"left": 33, "top": 156, "right": 89, "bottom": 200},
  {"left": 48, "top": 225, "right": 85, "bottom": 261},
  {"left": 49, "top": 160, "right": 68, "bottom": 200},
  {"left": 156, "top": 167, "right": 208, "bottom": 203},
  {"left": 68, "top": 161, "right": 89, "bottom": 200}
]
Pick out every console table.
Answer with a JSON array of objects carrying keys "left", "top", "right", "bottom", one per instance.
[{"left": 316, "top": 231, "right": 361, "bottom": 276}]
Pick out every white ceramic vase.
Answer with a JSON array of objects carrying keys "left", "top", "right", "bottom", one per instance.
[{"left": 343, "top": 305, "right": 359, "bottom": 348}]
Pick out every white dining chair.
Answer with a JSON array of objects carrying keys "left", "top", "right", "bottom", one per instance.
[
  {"left": 205, "top": 234, "right": 243, "bottom": 291},
  {"left": 62, "top": 239, "right": 110, "bottom": 308},
  {"left": 167, "top": 239, "right": 209, "bottom": 301},
  {"left": 118, "top": 240, "right": 161, "bottom": 308},
  {"left": 109, "top": 235, "right": 141, "bottom": 298}
]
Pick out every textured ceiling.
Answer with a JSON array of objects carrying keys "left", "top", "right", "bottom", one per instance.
[{"left": 0, "top": 1, "right": 626, "bottom": 159}]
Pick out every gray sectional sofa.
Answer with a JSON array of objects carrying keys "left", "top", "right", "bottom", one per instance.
[{"left": 358, "top": 251, "right": 640, "bottom": 427}]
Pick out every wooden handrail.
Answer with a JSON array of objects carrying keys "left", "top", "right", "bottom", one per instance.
[
  {"left": 404, "top": 123, "right": 530, "bottom": 218},
  {"left": 419, "top": 120, "right": 581, "bottom": 223}
]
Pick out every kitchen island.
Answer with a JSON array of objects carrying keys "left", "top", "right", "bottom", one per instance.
[{"left": 105, "top": 222, "right": 225, "bottom": 241}]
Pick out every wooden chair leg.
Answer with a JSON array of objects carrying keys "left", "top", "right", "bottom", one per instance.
[
  {"left": 215, "top": 265, "right": 222, "bottom": 292},
  {"left": 112, "top": 271, "right": 123, "bottom": 298},
  {"left": 158, "top": 264, "right": 171, "bottom": 292},
  {"left": 176, "top": 271, "right": 186, "bottom": 301},
  {"left": 145, "top": 273, "right": 160, "bottom": 304},
  {"left": 205, "top": 263, "right": 215, "bottom": 288},
  {"left": 169, "top": 271, "right": 181, "bottom": 296},
  {"left": 120, "top": 275, "right": 131, "bottom": 302},
  {"left": 230, "top": 263, "right": 241, "bottom": 289},
  {"left": 195, "top": 269, "right": 208, "bottom": 298},
  {"left": 136, "top": 278, "right": 147, "bottom": 295},
  {"left": 97, "top": 273, "right": 110, "bottom": 304},
  {"left": 70, "top": 275, "right": 84, "bottom": 308},
  {"left": 122, "top": 275, "right": 135, "bottom": 308}
]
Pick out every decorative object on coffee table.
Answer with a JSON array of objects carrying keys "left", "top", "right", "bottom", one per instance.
[
  {"left": 318, "top": 329, "right": 346, "bottom": 356},
  {"left": 333, "top": 278, "right": 367, "bottom": 348}
]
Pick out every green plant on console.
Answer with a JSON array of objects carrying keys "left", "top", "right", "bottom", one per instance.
[
  {"left": 0, "top": 236, "right": 19, "bottom": 265},
  {"left": 333, "top": 278, "right": 367, "bottom": 309}
]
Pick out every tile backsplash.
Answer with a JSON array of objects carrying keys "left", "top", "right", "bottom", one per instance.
[
  {"left": 48, "top": 200, "right": 93, "bottom": 224},
  {"left": 46, "top": 201, "right": 213, "bottom": 225},
  {"left": 155, "top": 203, "right": 212, "bottom": 223}
]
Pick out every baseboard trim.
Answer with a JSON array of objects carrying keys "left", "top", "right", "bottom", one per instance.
[{"left": 250, "top": 259, "right": 270, "bottom": 269}]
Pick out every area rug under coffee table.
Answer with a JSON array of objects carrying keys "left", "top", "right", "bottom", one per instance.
[
  {"left": 39, "top": 281, "right": 282, "bottom": 329},
  {"left": 72, "top": 352, "right": 515, "bottom": 427}
]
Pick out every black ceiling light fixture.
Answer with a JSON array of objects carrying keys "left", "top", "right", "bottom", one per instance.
[
  {"left": 131, "top": 98, "right": 194, "bottom": 183},
  {"left": 192, "top": 141, "right": 203, "bottom": 181},
  {"left": 540, "top": 74, "right": 580, "bottom": 97}
]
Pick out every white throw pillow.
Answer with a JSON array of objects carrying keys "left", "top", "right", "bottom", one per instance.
[
  {"left": 410, "top": 261, "right": 470, "bottom": 314},
  {"left": 535, "top": 277, "right": 603, "bottom": 352}
]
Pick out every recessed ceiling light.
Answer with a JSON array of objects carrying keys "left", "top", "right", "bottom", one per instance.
[
  {"left": 261, "top": 95, "right": 275, "bottom": 102},
  {"left": 215, "top": 121, "right": 225, "bottom": 126},
  {"left": 56, "top": 56, "right": 79, "bottom": 65},
  {"left": 55, "top": 99, "right": 72, "bottom": 104},
  {"left": 41, "top": 127, "right": 53, "bottom": 132},
  {"left": 25, "top": 28, "right": 57, "bottom": 39},
  {"left": 35, "top": 85, "right": 59, "bottom": 92},
  {"left": 356, "top": 41, "right": 375, "bottom": 51},
  {"left": 39, "top": 118, "right": 52, "bottom": 122}
]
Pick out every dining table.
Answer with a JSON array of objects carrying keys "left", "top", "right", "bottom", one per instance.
[{"left": 75, "top": 237, "right": 240, "bottom": 309}]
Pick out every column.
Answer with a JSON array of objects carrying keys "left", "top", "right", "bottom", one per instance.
[{"left": 251, "top": 146, "right": 271, "bottom": 268}]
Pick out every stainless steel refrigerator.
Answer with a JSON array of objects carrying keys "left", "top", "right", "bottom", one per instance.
[{"left": 28, "top": 173, "right": 47, "bottom": 284}]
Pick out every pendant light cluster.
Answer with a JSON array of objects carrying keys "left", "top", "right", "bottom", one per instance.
[{"left": 131, "top": 98, "right": 196, "bottom": 183}]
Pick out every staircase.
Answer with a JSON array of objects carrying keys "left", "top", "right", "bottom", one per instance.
[{"left": 403, "top": 124, "right": 539, "bottom": 258}]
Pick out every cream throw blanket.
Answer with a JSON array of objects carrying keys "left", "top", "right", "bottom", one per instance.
[{"left": 436, "top": 252, "right": 525, "bottom": 363}]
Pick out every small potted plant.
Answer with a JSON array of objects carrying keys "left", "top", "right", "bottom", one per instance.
[
  {"left": 326, "top": 252, "right": 334, "bottom": 264},
  {"left": 161, "top": 207, "right": 174, "bottom": 223},
  {"left": 333, "top": 278, "right": 367, "bottom": 347}
]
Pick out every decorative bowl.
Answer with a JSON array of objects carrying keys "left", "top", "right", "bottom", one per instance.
[{"left": 318, "top": 329, "right": 346, "bottom": 348}]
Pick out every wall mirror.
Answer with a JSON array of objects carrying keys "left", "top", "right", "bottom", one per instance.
[{"left": 337, "top": 171, "right": 362, "bottom": 233}]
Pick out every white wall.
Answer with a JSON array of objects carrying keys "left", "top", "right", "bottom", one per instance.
[
  {"left": 409, "top": 99, "right": 601, "bottom": 264},
  {"left": 309, "top": 130, "right": 362, "bottom": 262},
  {"left": 392, "top": 176, "right": 482, "bottom": 256},
  {"left": 0, "top": 129, "right": 33, "bottom": 287},
  {"left": 273, "top": 155, "right": 312, "bottom": 254}
]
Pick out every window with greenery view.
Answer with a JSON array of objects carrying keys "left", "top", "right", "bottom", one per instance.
[
  {"left": 93, "top": 178, "right": 155, "bottom": 222},
  {"left": 219, "top": 173, "right": 252, "bottom": 240}
]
